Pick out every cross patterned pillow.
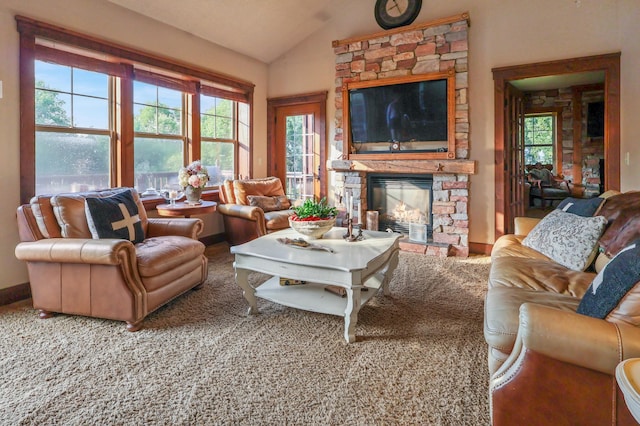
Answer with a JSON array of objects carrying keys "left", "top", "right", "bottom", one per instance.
[{"left": 85, "top": 189, "right": 145, "bottom": 244}]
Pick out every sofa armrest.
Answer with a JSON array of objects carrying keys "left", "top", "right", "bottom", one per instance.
[
  {"left": 506, "top": 303, "right": 640, "bottom": 375},
  {"left": 217, "top": 204, "right": 265, "bottom": 223},
  {"left": 146, "top": 218, "right": 203, "bottom": 239},
  {"left": 513, "top": 217, "right": 541, "bottom": 236},
  {"left": 15, "top": 238, "right": 135, "bottom": 265}
]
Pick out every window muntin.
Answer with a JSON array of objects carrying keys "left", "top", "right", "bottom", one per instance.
[
  {"left": 200, "top": 94, "right": 237, "bottom": 185},
  {"left": 134, "top": 81, "right": 182, "bottom": 135},
  {"left": 524, "top": 114, "right": 555, "bottom": 165},
  {"left": 19, "top": 17, "right": 254, "bottom": 203},
  {"left": 201, "top": 96, "right": 234, "bottom": 140},
  {"left": 134, "top": 82, "right": 185, "bottom": 190},
  {"left": 34, "top": 60, "right": 111, "bottom": 194}
]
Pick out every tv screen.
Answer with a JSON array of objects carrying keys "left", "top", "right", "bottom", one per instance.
[{"left": 349, "top": 79, "right": 448, "bottom": 152}]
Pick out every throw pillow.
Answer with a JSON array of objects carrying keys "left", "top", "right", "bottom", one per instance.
[
  {"left": 85, "top": 189, "right": 145, "bottom": 244},
  {"left": 556, "top": 197, "right": 604, "bottom": 217},
  {"left": 522, "top": 209, "right": 607, "bottom": 271},
  {"left": 247, "top": 195, "right": 291, "bottom": 212},
  {"left": 577, "top": 241, "right": 640, "bottom": 319}
]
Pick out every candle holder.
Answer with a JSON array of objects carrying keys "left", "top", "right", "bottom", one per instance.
[{"left": 343, "top": 213, "right": 364, "bottom": 242}]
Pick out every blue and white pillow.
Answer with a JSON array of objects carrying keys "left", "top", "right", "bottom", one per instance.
[
  {"left": 85, "top": 189, "right": 145, "bottom": 244},
  {"left": 556, "top": 197, "right": 604, "bottom": 217},
  {"left": 578, "top": 241, "right": 640, "bottom": 319}
]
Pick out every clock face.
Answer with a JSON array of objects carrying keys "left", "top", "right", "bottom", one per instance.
[{"left": 374, "top": 0, "right": 422, "bottom": 30}]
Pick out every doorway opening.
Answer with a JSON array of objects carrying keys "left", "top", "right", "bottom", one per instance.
[{"left": 492, "top": 53, "right": 620, "bottom": 237}]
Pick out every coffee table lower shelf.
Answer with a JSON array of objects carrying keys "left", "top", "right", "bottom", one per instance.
[{"left": 255, "top": 274, "right": 384, "bottom": 317}]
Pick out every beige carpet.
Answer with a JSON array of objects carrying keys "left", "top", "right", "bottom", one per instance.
[{"left": 0, "top": 244, "right": 491, "bottom": 425}]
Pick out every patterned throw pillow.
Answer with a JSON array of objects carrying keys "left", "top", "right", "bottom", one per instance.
[
  {"left": 556, "top": 197, "right": 604, "bottom": 217},
  {"left": 85, "top": 189, "right": 145, "bottom": 244},
  {"left": 247, "top": 195, "right": 291, "bottom": 212},
  {"left": 522, "top": 209, "right": 607, "bottom": 271},
  {"left": 577, "top": 241, "right": 640, "bottom": 320}
]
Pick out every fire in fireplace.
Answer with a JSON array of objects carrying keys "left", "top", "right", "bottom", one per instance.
[{"left": 367, "top": 174, "right": 433, "bottom": 240}]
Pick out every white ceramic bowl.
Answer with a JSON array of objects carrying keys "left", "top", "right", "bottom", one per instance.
[{"left": 289, "top": 217, "right": 336, "bottom": 240}]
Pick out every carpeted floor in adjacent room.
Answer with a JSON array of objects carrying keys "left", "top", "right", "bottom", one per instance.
[{"left": 0, "top": 243, "right": 492, "bottom": 425}]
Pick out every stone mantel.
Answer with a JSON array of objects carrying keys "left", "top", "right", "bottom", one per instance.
[{"left": 328, "top": 159, "right": 476, "bottom": 175}]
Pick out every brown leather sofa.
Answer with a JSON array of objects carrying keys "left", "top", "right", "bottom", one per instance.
[
  {"left": 217, "top": 177, "right": 293, "bottom": 245},
  {"left": 485, "top": 191, "right": 640, "bottom": 425},
  {"left": 15, "top": 188, "right": 208, "bottom": 331}
]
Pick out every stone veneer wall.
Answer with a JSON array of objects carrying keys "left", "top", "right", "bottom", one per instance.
[
  {"left": 332, "top": 16, "right": 471, "bottom": 257},
  {"left": 524, "top": 87, "right": 605, "bottom": 197}
]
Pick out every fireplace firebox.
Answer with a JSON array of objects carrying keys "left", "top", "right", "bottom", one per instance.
[{"left": 367, "top": 174, "right": 433, "bottom": 240}]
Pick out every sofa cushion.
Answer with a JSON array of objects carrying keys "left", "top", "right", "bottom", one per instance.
[
  {"left": 85, "top": 189, "right": 145, "bottom": 244},
  {"left": 136, "top": 235, "right": 205, "bottom": 280},
  {"left": 221, "top": 180, "right": 236, "bottom": 204},
  {"left": 247, "top": 195, "right": 291, "bottom": 212},
  {"left": 599, "top": 208, "right": 640, "bottom": 257},
  {"left": 264, "top": 210, "right": 294, "bottom": 231},
  {"left": 484, "top": 286, "right": 580, "bottom": 355},
  {"left": 522, "top": 209, "right": 607, "bottom": 271},
  {"left": 233, "top": 177, "right": 285, "bottom": 205},
  {"left": 29, "top": 195, "right": 61, "bottom": 239},
  {"left": 489, "top": 256, "right": 596, "bottom": 297},
  {"left": 597, "top": 191, "right": 640, "bottom": 224},
  {"left": 491, "top": 234, "right": 552, "bottom": 260},
  {"left": 577, "top": 241, "right": 640, "bottom": 326},
  {"left": 52, "top": 188, "right": 148, "bottom": 239},
  {"left": 557, "top": 197, "right": 604, "bottom": 217}
]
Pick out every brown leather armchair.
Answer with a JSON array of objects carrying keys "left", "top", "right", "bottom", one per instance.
[
  {"left": 14, "top": 188, "right": 208, "bottom": 331},
  {"left": 217, "top": 177, "right": 293, "bottom": 246}
]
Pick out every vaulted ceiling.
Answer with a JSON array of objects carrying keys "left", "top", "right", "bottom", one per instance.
[{"left": 106, "top": 0, "right": 339, "bottom": 63}]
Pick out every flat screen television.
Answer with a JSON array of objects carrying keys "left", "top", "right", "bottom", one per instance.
[
  {"left": 350, "top": 79, "right": 447, "bottom": 145},
  {"left": 343, "top": 71, "right": 455, "bottom": 158}
]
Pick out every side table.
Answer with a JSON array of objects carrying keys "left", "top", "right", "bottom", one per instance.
[{"left": 156, "top": 200, "right": 217, "bottom": 218}]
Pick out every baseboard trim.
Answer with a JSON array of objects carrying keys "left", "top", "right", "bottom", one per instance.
[
  {"left": 0, "top": 282, "right": 31, "bottom": 307},
  {"left": 200, "top": 233, "right": 226, "bottom": 246},
  {"left": 469, "top": 242, "right": 492, "bottom": 255}
]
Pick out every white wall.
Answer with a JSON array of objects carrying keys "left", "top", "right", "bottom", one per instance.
[
  {"left": 0, "top": 0, "right": 268, "bottom": 290},
  {"left": 268, "top": 0, "right": 640, "bottom": 246}
]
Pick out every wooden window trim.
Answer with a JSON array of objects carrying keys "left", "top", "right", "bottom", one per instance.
[
  {"left": 523, "top": 108, "right": 564, "bottom": 173},
  {"left": 17, "top": 15, "right": 254, "bottom": 203},
  {"left": 16, "top": 15, "right": 254, "bottom": 94}
]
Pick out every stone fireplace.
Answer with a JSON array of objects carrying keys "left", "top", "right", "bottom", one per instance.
[{"left": 329, "top": 12, "right": 474, "bottom": 257}]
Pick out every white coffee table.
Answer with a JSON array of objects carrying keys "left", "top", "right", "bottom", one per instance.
[{"left": 230, "top": 227, "right": 401, "bottom": 343}]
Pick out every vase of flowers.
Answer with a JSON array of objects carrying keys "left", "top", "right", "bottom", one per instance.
[
  {"left": 179, "top": 160, "right": 209, "bottom": 205},
  {"left": 289, "top": 197, "right": 338, "bottom": 239}
]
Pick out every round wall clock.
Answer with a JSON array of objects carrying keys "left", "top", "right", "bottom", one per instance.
[{"left": 374, "top": 0, "right": 422, "bottom": 30}]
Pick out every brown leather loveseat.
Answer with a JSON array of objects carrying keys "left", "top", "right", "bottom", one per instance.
[
  {"left": 485, "top": 191, "right": 640, "bottom": 425},
  {"left": 217, "top": 177, "right": 293, "bottom": 245},
  {"left": 15, "top": 188, "right": 208, "bottom": 331}
]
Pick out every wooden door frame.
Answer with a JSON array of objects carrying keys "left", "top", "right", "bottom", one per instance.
[
  {"left": 267, "top": 91, "right": 328, "bottom": 198},
  {"left": 493, "top": 52, "right": 620, "bottom": 239}
]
